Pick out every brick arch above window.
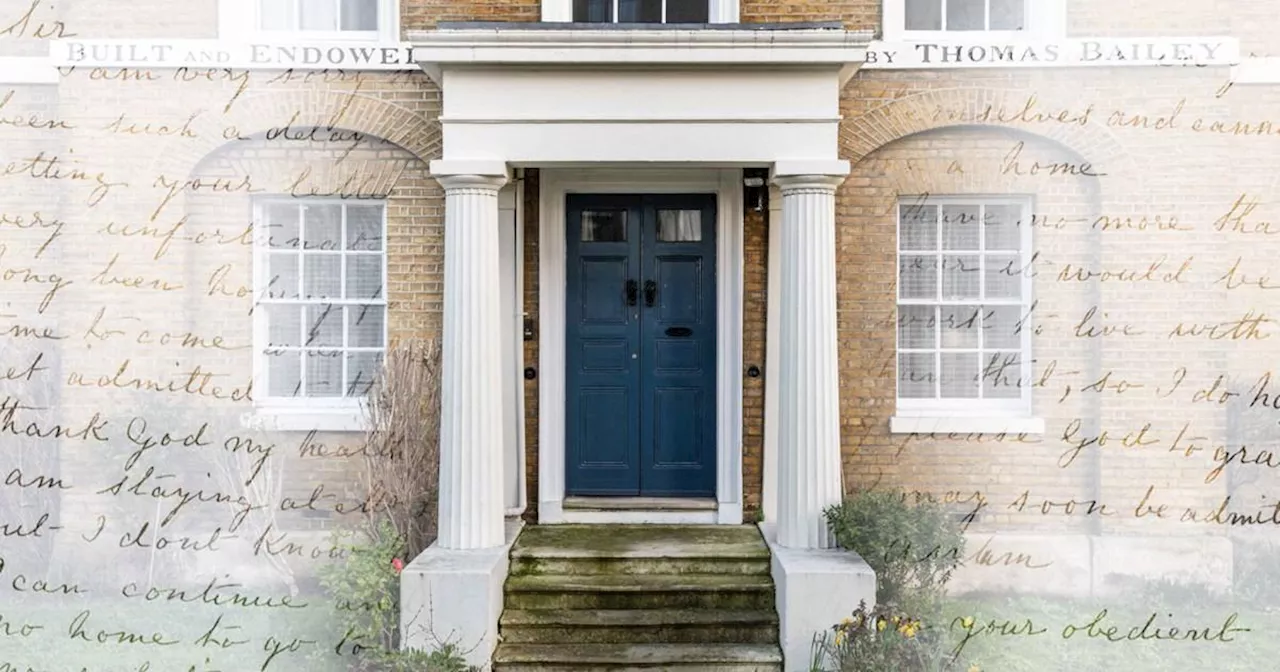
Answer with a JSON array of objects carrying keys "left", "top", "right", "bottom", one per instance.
[
  {"left": 151, "top": 89, "right": 438, "bottom": 182},
  {"left": 840, "top": 86, "right": 1142, "bottom": 192}
]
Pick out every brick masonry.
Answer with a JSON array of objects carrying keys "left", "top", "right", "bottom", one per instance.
[{"left": 1, "top": 0, "right": 1276, "bottom": 591}]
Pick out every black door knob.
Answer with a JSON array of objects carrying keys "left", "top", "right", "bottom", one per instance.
[
  {"left": 747, "top": 365, "right": 761, "bottom": 378},
  {"left": 524, "top": 367, "right": 537, "bottom": 380}
]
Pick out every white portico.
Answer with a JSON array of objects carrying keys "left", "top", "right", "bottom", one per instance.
[{"left": 400, "top": 24, "right": 875, "bottom": 671}]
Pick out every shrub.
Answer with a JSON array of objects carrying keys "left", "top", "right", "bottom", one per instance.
[
  {"left": 313, "top": 339, "right": 474, "bottom": 671},
  {"left": 824, "top": 489, "right": 966, "bottom": 615},
  {"left": 357, "top": 338, "right": 444, "bottom": 560},
  {"left": 810, "top": 600, "right": 980, "bottom": 672},
  {"left": 317, "top": 519, "right": 476, "bottom": 671}
]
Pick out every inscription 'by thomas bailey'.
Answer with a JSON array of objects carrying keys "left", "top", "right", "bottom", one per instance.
[{"left": 865, "top": 37, "right": 1239, "bottom": 69}]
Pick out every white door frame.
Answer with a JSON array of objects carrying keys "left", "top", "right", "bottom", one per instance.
[{"left": 537, "top": 167, "right": 744, "bottom": 525}]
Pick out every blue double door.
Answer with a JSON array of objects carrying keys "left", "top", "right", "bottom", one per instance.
[{"left": 566, "top": 193, "right": 717, "bottom": 497}]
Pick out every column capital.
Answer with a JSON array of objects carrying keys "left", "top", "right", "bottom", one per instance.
[
  {"left": 770, "top": 173, "right": 846, "bottom": 196},
  {"left": 435, "top": 172, "right": 509, "bottom": 194}
]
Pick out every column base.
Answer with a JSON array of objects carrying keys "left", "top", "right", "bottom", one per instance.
[
  {"left": 400, "top": 519, "right": 524, "bottom": 670},
  {"left": 759, "top": 522, "right": 876, "bottom": 672}
]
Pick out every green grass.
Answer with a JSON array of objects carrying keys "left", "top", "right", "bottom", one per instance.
[
  {"left": 940, "top": 592, "right": 1280, "bottom": 672},
  {"left": 0, "top": 592, "right": 356, "bottom": 672}
]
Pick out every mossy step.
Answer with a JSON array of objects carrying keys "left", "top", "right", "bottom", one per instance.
[
  {"left": 502, "top": 609, "right": 778, "bottom": 627},
  {"left": 511, "top": 524, "right": 770, "bottom": 560},
  {"left": 510, "top": 555, "right": 771, "bottom": 577},
  {"left": 507, "top": 573, "right": 774, "bottom": 592},
  {"left": 500, "top": 609, "right": 779, "bottom": 645},
  {"left": 504, "top": 575, "right": 775, "bottom": 610},
  {"left": 493, "top": 643, "right": 783, "bottom": 670}
]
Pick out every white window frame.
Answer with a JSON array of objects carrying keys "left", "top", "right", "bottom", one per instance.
[
  {"left": 245, "top": 197, "right": 389, "bottom": 433},
  {"left": 881, "top": 0, "right": 1066, "bottom": 42},
  {"left": 891, "top": 194, "right": 1041, "bottom": 433},
  {"left": 219, "top": 0, "right": 399, "bottom": 42},
  {"left": 541, "top": 0, "right": 738, "bottom": 23}
]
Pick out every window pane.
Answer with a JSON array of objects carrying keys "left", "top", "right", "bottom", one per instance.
[
  {"left": 899, "top": 203, "right": 937, "bottom": 251},
  {"left": 982, "top": 352, "right": 1022, "bottom": 398},
  {"left": 299, "top": 0, "right": 338, "bottom": 29},
  {"left": 946, "top": 0, "right": 985, "bottom": 30},
  {"left": 347, "top": 351, "right": 383, "bottom": 396},
  {"left": 266, "top": 304, "right": 302, "bottom": 348},
  {"left": 899, "top": 255, "right": 937, "bottom": 299},
  {"left": 898, "top": 305, "right": 935, "bottom": 349},
  {"left": 303, "top": 204, "right": 342, "bottom": 251},
  {"left": 658, "top": 210, "right": 702, "bottom": 242},
  {"left": 984, "top": 305, "right": 1022, "bottom": 349},
  {"left": 618, "top": 0, "right": 662, "bottom": 22},
  {"left": 265, "top": 253, "right": 300, "bottom": 300},
  {"left": 348, "top": 305, "right": 385, "bottom": 347},
  {"left": 940, "top": 353, "right": 980, "bottom": 398},
  {"left": 905, "top": 0, "right": 941, "bottom": 29},
  {"left": 266, "top": 350, "right": 302, "bottom": 397},
  {"left": 939, "top": 305, "right": 981, "bottom": 349},
  {"left": 899, "top": 353, "right": 936, "bottom": 398},
  {"left": 989, "top": 0, "right": 1024, "bottom": 30},
  {"left": 582, "top": 210, "right": 627, "bottom": 242},
  {"left": 340, "top": 0, "right": 378, "bottom": 30},
  {"left": 305, "top": 304, "right": 343, "bottom": 347},
  {"left": 265, "top": 204, "right": 299, "bottom": 249},
  {"left": 347, "top": 205, "right": 384, "bottom": 251},
  {"left": 984, "top": 254, "right": 1021, "bottom": 300},
  {"left": 666, "top": 0, "right": 708, "bottom": 22},
  {"left": 941, "top": 255, "right": 980, "bottom": 299},
  {"left": 260, "top": 0, "right": 296, "bottom": 29},
  {"left": 303, "top": 255, "right": 341, "bottom": 299},
  {"left": 573, "top": 0, "right": 611, "bottom": 21},
  {"left": 941, "top": 204, "right": 980, "bottom": 250},
  {"left": 305, "top": 351, "right": 343, "bottom": 396},
  {"left": 346, "top": 255, "right": 383, "bottom": 300},
  {"left": 983, "top": 204, "right": 1021, "bottom": 251}
]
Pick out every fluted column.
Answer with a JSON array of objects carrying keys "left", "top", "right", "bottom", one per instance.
[
  {"left": 773, "top": 173, "right": 846, "bottom": 549},
  {"left": 436, "top": 173, "right": 508, "bottom": 550}
]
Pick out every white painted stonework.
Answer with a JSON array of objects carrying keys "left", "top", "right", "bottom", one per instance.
[
  {"left": 436, "top": 172, "right": 510, "bottom": 551},
  {"left": 405, "top": 24, "right": 875, "bottom": 669},
  {"left": 773, "top": 174, "right": 847, "bottom": 550},
  {"left": 761, "top": 522, "right": 877, "bottom": 672}
]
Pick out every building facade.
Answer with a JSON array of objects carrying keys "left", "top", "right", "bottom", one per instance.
[{"left": 0, "top": 0, "right": 1277, "bottom": 669}]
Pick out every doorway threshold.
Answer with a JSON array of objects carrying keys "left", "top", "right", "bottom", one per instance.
[{"left": 561, "top": 497, "right": 719, "bottom": 524}]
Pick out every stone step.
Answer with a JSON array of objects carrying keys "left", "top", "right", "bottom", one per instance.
[
  {"left": 510, "top": 554, "right": 771, "bottom": 576},
  {"left": 504, "top": 573, "right": 776, "bottom": 611},
  {"left": 492, "top": 643, "right": 783, "bottom": 671},
  {"left": 563, "top": 496, "right": 717, "bottom": 511},
  {"left": 499, "top": 608, "right": 779, "bottom": 644},
  {"left": 509, "top": 524, "right": 772, "bottom": 576}
]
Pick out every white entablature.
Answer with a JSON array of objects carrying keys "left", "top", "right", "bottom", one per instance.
[{"left": 410, "top": 24, "right": 872, "bottom": 167}]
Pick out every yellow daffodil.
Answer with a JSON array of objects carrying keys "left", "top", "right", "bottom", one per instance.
[
  {"left": 967, "top": 665, "right": 981, "bottom": 672},
  {"left": 960, "top": 616, "right": 975, "bottom": 629},
  {"left": 834, "top": 631, "right": 845, "bottom": 646},
  {"left": 840, "top": 616, "right": 853, "bottom": 626},
  {"left": 891, "top": 615, "right": 900, "bottom": 624},
  {"left": 877, "top": 618, "right": 886, "bottom": 631}
]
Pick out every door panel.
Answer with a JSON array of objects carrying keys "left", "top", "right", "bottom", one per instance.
[
  {"left": 566, "top": 194, "right": 716, "bottom": 497},
  {"left": 566, "top": 200, "right": 641, "bottom": 495},
  {"left": 638, "top": 196, "right": 717, "bottom": 496}
]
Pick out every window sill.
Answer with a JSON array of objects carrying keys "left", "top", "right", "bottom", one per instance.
[
  {"left": 241, "top": 407, "right": 370, "bottom": 433},
  {"left": 889, "top": 415, "right": 1045, "bottom": 435}
]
